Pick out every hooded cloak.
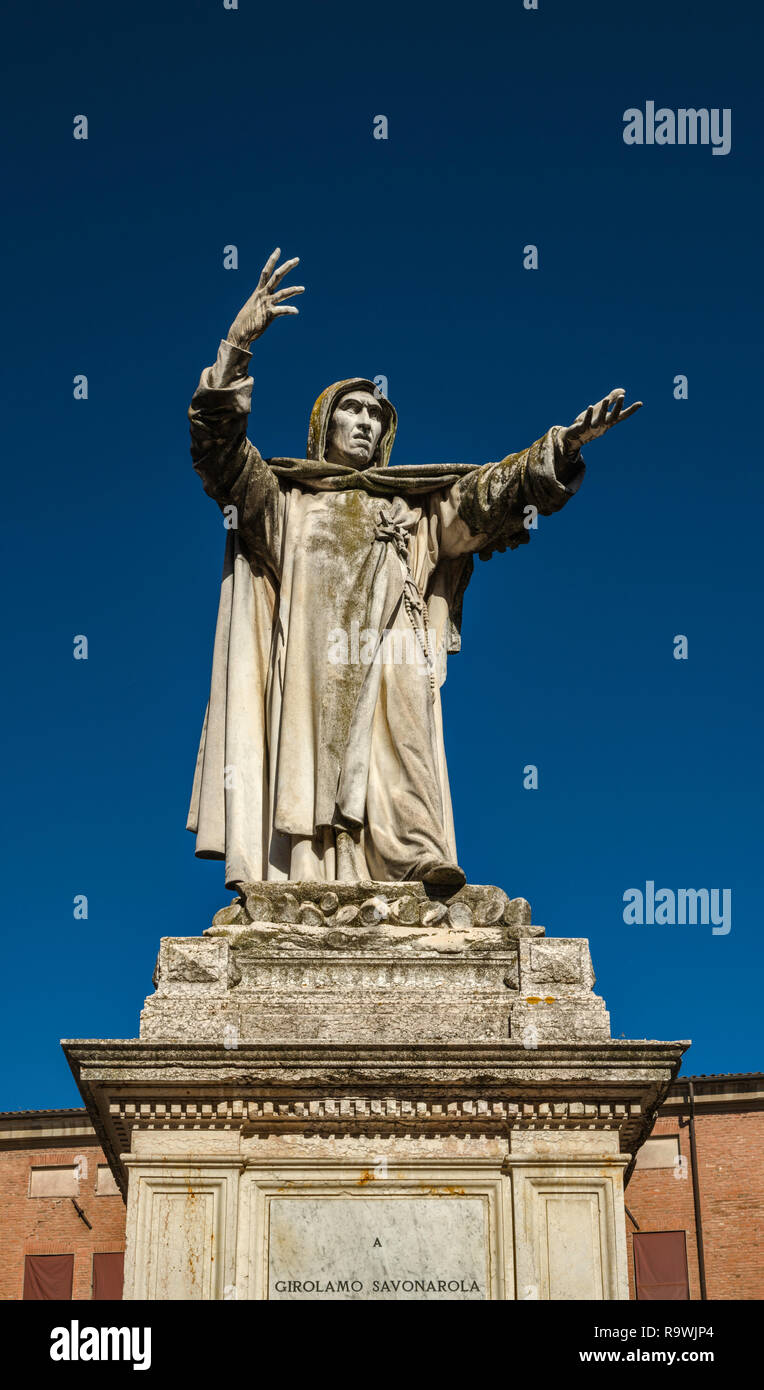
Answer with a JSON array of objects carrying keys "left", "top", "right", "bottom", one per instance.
[{"left": 187, "top": 341, "right": 583, "bottom": 887}]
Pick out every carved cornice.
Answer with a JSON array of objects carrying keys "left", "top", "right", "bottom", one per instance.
[{"left": 62, "top": 1038, "right": 688, "bottom": 1197}]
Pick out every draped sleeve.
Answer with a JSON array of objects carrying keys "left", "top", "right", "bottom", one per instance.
[
  {"left": 189, "top": 339, "right": 284, "bottom": 577},
  {"left": 433, "top": 428, "right": 585, "bottom": 560}
]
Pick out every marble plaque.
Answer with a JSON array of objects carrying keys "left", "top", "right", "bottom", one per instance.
[{"left": 268, "top": 1196, "right": 489, "bottom": 1300}]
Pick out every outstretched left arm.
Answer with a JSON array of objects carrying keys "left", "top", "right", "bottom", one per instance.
[{"left": 437, "top": 388, "right": 642, "bottom": 558}]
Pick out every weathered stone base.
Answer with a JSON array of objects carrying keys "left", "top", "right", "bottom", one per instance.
[
  {"left": 143, "top": 883, "right": 610, "bottom": 1046},
  {"left": 63, "top": 884, "right": 688, "bottom": 1301}
]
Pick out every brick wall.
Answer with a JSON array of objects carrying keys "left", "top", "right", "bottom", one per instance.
[
  {"left": 625, "top": 1098, "right": 764, "bottom": 1300},
  {"left": 0, "top": 1139, "right": 126, "bottom": 1301}
]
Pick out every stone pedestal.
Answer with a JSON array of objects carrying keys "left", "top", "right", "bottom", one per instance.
[{"left": 64, "top": 883, "right": 687, "bottom": 1301}]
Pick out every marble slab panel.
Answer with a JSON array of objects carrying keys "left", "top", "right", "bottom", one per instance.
[{"left": 268, "top": 1195, "right": 489, "bottom": 1300}]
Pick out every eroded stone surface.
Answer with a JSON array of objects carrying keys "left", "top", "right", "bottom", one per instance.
[
  {"left": 144, "top": 893, "right": 610, "bottom": 1047},
  {"left": 209, "top": 881, "right": 536, "bottom": 937}
]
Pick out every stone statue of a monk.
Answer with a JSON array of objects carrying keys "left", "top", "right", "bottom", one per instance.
[{"left": 187, "top": 250, "right": 641, "bottom": 891}]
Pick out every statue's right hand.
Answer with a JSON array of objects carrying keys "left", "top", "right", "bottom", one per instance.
[{"left": 226, "top": 248, "right": 304, "bottom": 349}]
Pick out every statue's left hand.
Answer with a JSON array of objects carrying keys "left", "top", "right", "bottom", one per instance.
[{"left": 558, "top": 388, "right": 643, "bottom": 456}]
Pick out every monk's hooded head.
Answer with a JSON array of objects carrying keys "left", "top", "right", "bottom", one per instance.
[{"left": 306, "top": 378, "right": 397, "bottom": 470}]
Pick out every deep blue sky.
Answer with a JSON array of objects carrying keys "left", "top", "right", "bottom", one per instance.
[{"left": 2, "top": 0, "right": 761, "bottom": 1107}]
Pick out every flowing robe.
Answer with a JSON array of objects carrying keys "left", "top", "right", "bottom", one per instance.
[{"left": 187, "top": 341, "right": 584, "bottom": 888}]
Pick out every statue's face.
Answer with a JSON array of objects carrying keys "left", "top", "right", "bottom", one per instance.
[{"left": 325, "top": 389, "right": 385, "bottom": 468}]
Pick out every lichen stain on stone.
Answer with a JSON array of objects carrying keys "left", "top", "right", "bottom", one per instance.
[
  {"left": 357, "top": 1169, "right": 374, "bottom": 1185},
  {"left": 525, "top": 996, "right": 543, "bottom": 1005}
]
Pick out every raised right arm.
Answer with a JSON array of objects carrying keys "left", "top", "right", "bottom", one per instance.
[
  {"left": 188, "top": 249, "right": 304, "bottom": 573},
  {"left": 189, "top": 338, "right": 282, "bottom": 568}
]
